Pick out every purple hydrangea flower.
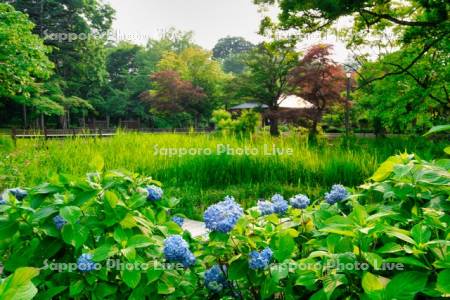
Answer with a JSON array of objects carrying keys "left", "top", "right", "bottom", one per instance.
[
  {"left": 146, "top": 185, "right": 163, "bottom": 201},
  {"left": 290, "top": 194, "right": 310, "bottom": 209},
  {"left": 249, "top": 247, "right": 273, "bottom": 270},
  {"left": 163, "top": 235, "right": 195, "bottom": 267},
  {"left": 204, "top": 265, "right": 227, "bottom": 293},
  {"left": 172, "top": 216, "right": 184, "bottom": 227},
  {"left": 9, "top": 188, "right": 27, "bottom": 201},
  {"left": 204, "top": 196, "right": 243, "bottom": 233},
  {"left": 257, "top": 200, "right": 275, "bottom": 216},
  {"left": 53, "top": 215, "right": 67, "bottom": 230},
  {"left": 325, "top": 184, "right": 348, "bottom": 204},
  {"left": 77, "top": 253, "right": 96, "bottom": 272}
]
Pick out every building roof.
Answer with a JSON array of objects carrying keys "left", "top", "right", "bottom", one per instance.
[
  {"left": 230, "top": 95, "right": 314, "bottom": 110},
  {"left": 278, "top": 94, "right": 314, "bottom": 109},
  {"left": 229, "top": 102, "right": 269, "bottom": 110}
]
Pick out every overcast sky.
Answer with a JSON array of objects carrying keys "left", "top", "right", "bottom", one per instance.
[{"left": 105, "top": 0, "right": 350, "bottom": 62}]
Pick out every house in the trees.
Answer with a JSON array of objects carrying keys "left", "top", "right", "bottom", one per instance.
[{"left": 229, "top": 94, "right": 315, "bottom": 126}]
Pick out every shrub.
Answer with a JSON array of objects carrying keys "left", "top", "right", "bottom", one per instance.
[{"left": 0, "top": 143, "right": 448, "bottom": 299}]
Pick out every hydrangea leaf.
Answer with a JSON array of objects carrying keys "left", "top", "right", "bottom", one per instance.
[
  {"left": 385, "top": 271, "right": 429, "bottom": 300},
  {"left": 121, "top": 268, "right": 141, "bottom": 289}
]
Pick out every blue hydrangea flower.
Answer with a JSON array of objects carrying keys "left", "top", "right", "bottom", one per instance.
[
  {"left": 271, "top": 193, "right": 284, "bottom": 202},
  {"left": 204, "top": 196, "right": 243, "bottom": 233},
  {"left": 257, "top": 200, "right": 275, "bottom": 216},
  {"left": 249, "top": 247, "right": 273, "bottom": 270},
  {"left": 77, "top": 253, "right": 96, "bottom": 272},
  {"left": 324, "top": 184, "right": 348, "bottom": 204},
  {"left": 272, "top": 194, "right": 288, "bottom": 215},
  {"left": 172, "top": 216, "right": 184, "bottom": 227},
  {"left": 205, "top": 265, "right": 227, "bottom": 293},
  {"left": 290, "top": 194, "right": 310, "bottom": 209},
  {"left": 146, "top": 185, "right": 163, "bottom": 201},
  {"left": 9, "top": 188, "right": 27, "bottom": 201},
  {"left": 0, "top": 194, "right": 6, "bottom": 205},
  {"left": 53, "top": 215, "right": 67, "bottom": 230},
  {"left": 163, "top": 235, "right": 195, "bottom": 267}
]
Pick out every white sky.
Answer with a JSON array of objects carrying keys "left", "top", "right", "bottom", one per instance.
[{"left": 105, "top": 0, "right": 351, "bottom": 62}]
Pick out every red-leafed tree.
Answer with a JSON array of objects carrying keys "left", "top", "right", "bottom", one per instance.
[
  {"left": 140, "top": 70, "right": 207, "bottom": 127},
  {"left": 290, "top": 44, "right": 347, "bottom": 135}
]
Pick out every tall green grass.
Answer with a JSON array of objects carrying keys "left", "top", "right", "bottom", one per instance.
[{"left": 0, "top": 133, "right": 445, "bottom": 218}]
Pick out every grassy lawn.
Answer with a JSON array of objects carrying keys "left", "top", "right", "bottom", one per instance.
[{"left": 0, "top": 132, "right": 445, "bottom": 219}]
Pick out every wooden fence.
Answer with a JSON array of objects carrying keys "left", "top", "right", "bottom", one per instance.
[{"left": 10, "top": 128, "right": 213, "bottom": 141}]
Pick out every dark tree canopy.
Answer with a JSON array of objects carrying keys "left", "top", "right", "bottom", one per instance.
[
  {"left": 140, "top": 71, "right": 207, "bottom": 126},
  {"left": 212, "top": 36, "right": 255, "bottom": 59},
  {"left": 290, "top": 44, "right": 346, "bottom": 134}
]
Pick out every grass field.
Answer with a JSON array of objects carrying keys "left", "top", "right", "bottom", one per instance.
[{"left": 0, "top": 132, "right": 446, "bottom": 218}]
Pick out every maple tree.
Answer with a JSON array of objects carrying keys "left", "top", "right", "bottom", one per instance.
[
  {"left": 140, "top": 70, "right": 207, "bottom": 127},
  {"left": 290, "top": 44, "right": 347, "bottom": 135}
]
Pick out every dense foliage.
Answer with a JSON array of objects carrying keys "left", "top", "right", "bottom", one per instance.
[{"left": 0, "top": 142, "right": 448, "bottom": 298}]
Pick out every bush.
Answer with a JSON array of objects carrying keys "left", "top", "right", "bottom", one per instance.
[
  {"left": 211, "top": 109, "right": 259, "bottom": 136},
  {"left": 0, "top": 144, "right": 449, "bottom": 299}
]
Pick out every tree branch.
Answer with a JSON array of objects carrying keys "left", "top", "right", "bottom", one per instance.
[
  {"left": 360, "top": 9, "right": 444, "bottom": 27},
  {"left": 356, "top": 32, "right": 447, "bottom": 89}
]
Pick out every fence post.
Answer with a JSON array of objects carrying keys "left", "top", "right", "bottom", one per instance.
[
  {"left": 11, "top": 128, "right": 17, "bottom": 146},
  {"left": 44, "top": 128, "right": 48, "bottom": 140},
  {"left": 99, "top": 128, "right": 102, "bottom": 138}
]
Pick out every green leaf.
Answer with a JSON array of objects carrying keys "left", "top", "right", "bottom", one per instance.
[
  {"left": 361, "top": 272, "right": 388, "bottom": 293},
  {"left": 385, "top": 271, "right": 428, "bottom": 300},
  {"left": 436, "top": 269, "right": 450, "bottom": 294},
  {"left": 295, "top": 270, "right": 317, "bottom": 287},
  {"left": 89, "top": 154, "right": 104, "bottom": 172},
  {"left": 371, "top": 156, "right": 403, "bottom": 181},
  {"left": 61, "top": 223, "right": 88, "bottom": 248},
  {"left": 423, "top": 124, "right": 450, "bottom": 136},
  {"left": 272, "top": 232, "right": 296, "bottom": 261},
  {"left": 363, "top": 252, "right": 383, "bottom": 269},
  {"left": 69, "top": 280, "right": 85, "bottom": 297},
  {"left": 228, "top": 259, "right": 248, "bottom": 280},
  {"left": 35, "top": 286, "right": 67, "bottom": 300},
  {"left": 270, "top": 264, "right": 288, "bottom": 281},
  {"left": 104, "top": 191, "right": 120, "bottom": 208},
  {"left": 411, "top": 224, "right": 431, "bottom": 244},
  {"left": 323, "top": 273, "right": 347, "bottom": 299},
  {"left": 121, "top": 268, "right": 141, "bottom": 289},
  {"left": 444, "top": 146, "right": 450, "bottom": 155},
  {"left": 386, "top": 228, "right": 415, "bottom": 244},
  {"left": 0, "top": 267, "right": 40, "bottom": 300},
  {"left": 261, "top": 276, "right": 278, "bottom": 299},
  {"left": 32, "top": 207, "right": 57, "bottom": 222},
  {"left": 376, "top": 242, "right": 403, "bottom": 254},
  {"left": 147, "top": 268, "right": 163, "bottom": 283},
  {"left": 127, "top": 235, "right": 153, "bottom": 248},
  {"left": 92, "top": 244, "right": 118, "bottom": 262},
  {"left": 59, "top": 206, "right": 81, "bottom": 224},
  {"left": 157, "top": 280, "right": 175, "bottom": 294},
  {"left": 384, "top": 256, "right": 430, "bottom": 269}
]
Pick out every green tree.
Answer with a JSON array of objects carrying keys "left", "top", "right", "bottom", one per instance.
[
  {"left": 213, "top": 36, "right": 255, "bottom": 74},
  {"left": 237, "top": 39, "right": 299, "bottom": 136},
  {"left": 157, "top": 46, "right": 230, "bottom": 117},
  {"left": 0, "top": 3, "right": 53, "bottom": 102},
  {"left": 355, "top": 46, "right": 450, "bottom": 133},
  {"left": 9, "top": 0, "right": 114, "bottom": 103},
  {"left": 255, "top": 0, "right": 449, "bottom": 128}
]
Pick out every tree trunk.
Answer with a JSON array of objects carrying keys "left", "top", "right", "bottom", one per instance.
[
  {"left": 23, "top": 104, "right": 27, "bottom": 128},
  {"left": 269, "top": 108, "right": 279, "bottom": 136}
]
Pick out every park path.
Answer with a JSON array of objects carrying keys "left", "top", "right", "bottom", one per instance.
[{"left": 183, "top": 219, "right": 207, "bottom": 237}]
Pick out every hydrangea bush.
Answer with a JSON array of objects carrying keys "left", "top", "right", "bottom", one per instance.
[{"left": 0, "top": 149, "right": 449, "bottom": 299}]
